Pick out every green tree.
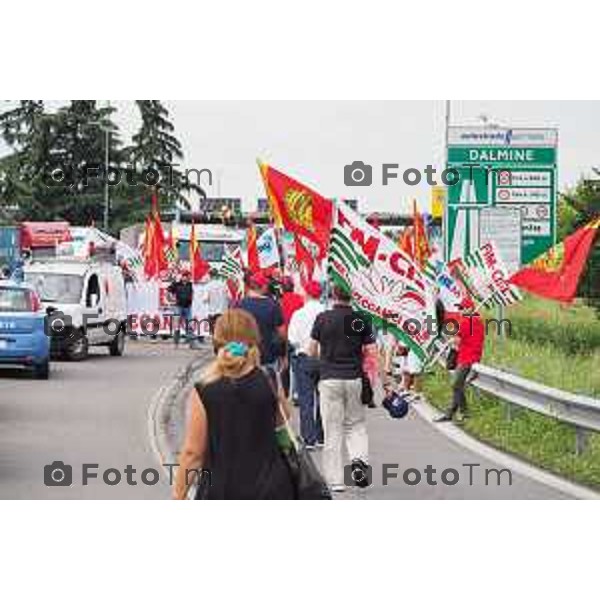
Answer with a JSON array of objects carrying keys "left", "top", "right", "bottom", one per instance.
[
  {"left": 126, "top": 100, "right": 201, "bottom": 212},
  {"left": 0, "top": 100, "right": 122, "bottom": 226},
  {"left": 49, "top": 100, "right": 122, "bottom": 226},
  {"left": 0, "top": 100, "right": 197, "bottom": 233},
  {"left": 560, "top": 175, "right": 600, "bottom": 313},
  {"left": 0, "top": 100, "right": 45, "bottom": 214}
]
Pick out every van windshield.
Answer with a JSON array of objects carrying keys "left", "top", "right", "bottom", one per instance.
[
  {"left": 24, "top": 273, "right": 83, "bottom": 304},
  {"left": 0, "top": 288, "right": 34, "bottom": 312}
]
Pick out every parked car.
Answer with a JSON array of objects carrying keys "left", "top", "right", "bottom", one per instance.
[{"left": 0, "top": 282, "right": 50, "bottom": 379}]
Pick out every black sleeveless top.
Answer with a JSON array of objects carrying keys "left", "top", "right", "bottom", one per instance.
[{"left": 194, "top": 368, "right": 295, "bottom": 499}]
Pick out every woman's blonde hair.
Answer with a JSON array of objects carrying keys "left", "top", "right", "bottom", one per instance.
[{"left": 200, "top": 309, "right": 262, "bottom": 384}]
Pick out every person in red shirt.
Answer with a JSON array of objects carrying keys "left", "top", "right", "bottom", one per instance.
[
  {"left": 280, "top": 277, "right": 305, "bottom": 331},
  {"left": 435, "top": 298, "right": 485, "bottom": 423}
]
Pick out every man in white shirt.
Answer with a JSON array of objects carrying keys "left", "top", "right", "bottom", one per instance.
[
  {"left": 203, "top": 269, "right": 230, "bottom": 344},
  {"left": 288, "top": 281, "right": 325, "bottom": 449}
]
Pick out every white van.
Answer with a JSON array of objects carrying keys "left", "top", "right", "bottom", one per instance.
[{"left": 23, "top": 260, "right": 127, "bottom": 360}]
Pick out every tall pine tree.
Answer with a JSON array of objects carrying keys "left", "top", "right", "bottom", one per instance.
[{"left": 126, "top": 100, "right": 200, "bottom": 211}]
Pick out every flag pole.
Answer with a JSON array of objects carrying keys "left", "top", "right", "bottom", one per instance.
[
  {"left": 443, "top": 100, "right": 450, "bottom": 262},
  {"left": 257, "top": 158, "right": 286, "bottom": 276}
]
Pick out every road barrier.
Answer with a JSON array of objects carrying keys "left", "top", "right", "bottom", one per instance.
[{"left": 472, "top": 364, "right": 600, "bottom": 454}]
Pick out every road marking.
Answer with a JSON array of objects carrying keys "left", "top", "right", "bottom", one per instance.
[{"left": 413, "top": 400, "right": 600, "bottom": 500}]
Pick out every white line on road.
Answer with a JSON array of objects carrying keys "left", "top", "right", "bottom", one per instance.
[{"left": 413, "top": 400, "right": 600, "bottom": 500}]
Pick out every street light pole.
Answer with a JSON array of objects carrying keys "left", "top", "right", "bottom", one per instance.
[
  {"left": 443, "top": 100, "right": 451, "bottom": 261},
  {"left": 87, "top": 103, "right": 111, "bottom": 232},
  {"left": 103, "top": 126, "right": 109, "bottom": 232}
]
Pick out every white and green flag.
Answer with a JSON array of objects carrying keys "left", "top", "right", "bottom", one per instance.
[
  {"left": 328, "top": 202, "right": 438, "bottom": 361},
  {"left": 448, "top": 241, "right": 522, "bottom": 308},
  {"left": 219, "top": 245, "right": 245, "bottom": 280}
]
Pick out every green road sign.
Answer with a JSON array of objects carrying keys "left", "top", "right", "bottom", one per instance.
[{"left": 445, "top": 126, "right": 557, "bottom": 268}]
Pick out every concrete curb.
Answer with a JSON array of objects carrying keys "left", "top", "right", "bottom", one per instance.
[
  {"left": 412, "top": 399, "right": 600, "bottom": 500},
  {"left": 147, "top": 353, "right": 207, "bottom": 475}
]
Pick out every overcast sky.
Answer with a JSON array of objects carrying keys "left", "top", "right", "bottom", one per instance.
[{"left": 2, "top": 100, "right": 598, "bottom": 213}]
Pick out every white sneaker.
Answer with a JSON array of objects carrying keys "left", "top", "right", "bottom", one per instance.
[{"left": 330, "top": 484, "right": 346, "bottom": 493}]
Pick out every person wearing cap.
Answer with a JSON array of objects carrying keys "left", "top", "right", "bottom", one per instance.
[
  {"left": 237, "top": 272, "right": 286, "bottom": 369},
  {"left": 168, "top": 270, "right": 194, "bottom": 347},
  {"left": 280, "top": 277, "right": 305, "bottom": 329},
  {"left": 308, "top": 284, "right": 376, "bottom": 493},
  {"left": 288, "top": 280, "right": 326, "bottom": 449},
  {"left": 279, "top": 276, "right": 305, "bottom": 399},
  {"left": 435, "top": 298, "right": 485, "bottom": 423}
]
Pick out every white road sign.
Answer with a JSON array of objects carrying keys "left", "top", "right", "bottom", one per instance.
[
  {"left": 479, "top": 207, "right": 522, "bottom": 274},
  {"left": 495, "top": 187, "right": 552, "bottom": 203},
  {"left": 496, "top": 170, "right": 552, "bottom": 187}
]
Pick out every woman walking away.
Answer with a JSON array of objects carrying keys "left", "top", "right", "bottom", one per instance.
[{"left": 173, "top": 309, "right": 295, "bottom": 500}]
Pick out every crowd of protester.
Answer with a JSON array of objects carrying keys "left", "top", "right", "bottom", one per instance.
[{"left": 171, "top": 268, "right": 485, "bottom": 500}]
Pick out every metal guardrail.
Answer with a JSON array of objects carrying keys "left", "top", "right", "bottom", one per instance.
[{"left": 471, "top": 364, "right": 600, "bottom": 454}]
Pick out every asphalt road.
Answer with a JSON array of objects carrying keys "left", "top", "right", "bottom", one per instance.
[
  {"left": 0, "top": 341, "right": 572, "bottom": 500},
  {"left": 328, "top": 404, "right": 571, "bottom": 499},
  {"left": 0, "top": 340, "right": 197, "bottom": 499}
]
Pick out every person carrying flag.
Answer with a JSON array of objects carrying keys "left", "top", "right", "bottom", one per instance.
[{"left": 435, "top": 298, "right": 485, "bottom": 423}]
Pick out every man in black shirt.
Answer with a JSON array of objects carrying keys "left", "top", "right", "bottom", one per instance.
[
  {"left": 168, "top": 270, "right": 194, "bottom": 346},
  {"left": 309, "top": 285, "right": 375, "bottom": 493}
]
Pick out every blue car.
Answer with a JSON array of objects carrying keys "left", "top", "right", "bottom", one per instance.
[{"left": 0, "top": 281, "right": 50, "bottom": 379}]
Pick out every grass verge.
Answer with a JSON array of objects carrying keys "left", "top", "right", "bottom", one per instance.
[
  {"left": 422, "top": 368, "right": 600, "bottom": 490},
  {"left": 483, "top": 337, "right": 600, "bottom": 397}
]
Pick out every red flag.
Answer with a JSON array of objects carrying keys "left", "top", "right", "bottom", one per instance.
[
  {"left": 294, "top": 236, "right": 315, "bottom": 286},
  {"left": 150, "top": 195, "right": 168, "bottom": 273},
  {"left": 509, "top": 217, "right": 600, "bottom": 303},
  {"left": 143, "top": 216, "right": 158, "bottom": 279},
  {"left": 246, "top": 221, "right": 260, "bottom": 272},
  {"left": 190, "top": 221, "right": 210, "bottom": 283},
  {"left": 258, "top": 162, "right": 333, "bottom": 259},
  {"left": 258, "top": 161, "right": 283, "bottom": 228},
  {"left": 413, "top": 199, "right": 431, "bottom": 267},
  {"left": 226, "top": 278, "right": 242, "bottom": 303}
]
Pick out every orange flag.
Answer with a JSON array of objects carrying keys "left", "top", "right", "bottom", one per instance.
[
  {"left": 397, "top": 226, "right": 414, "bottom": 258},
  {"left": 509, "top": 217, "right": 600, "bottom": 303},
  {"left": 413, "top": 199, "right": 431, "bottom": 267}
]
